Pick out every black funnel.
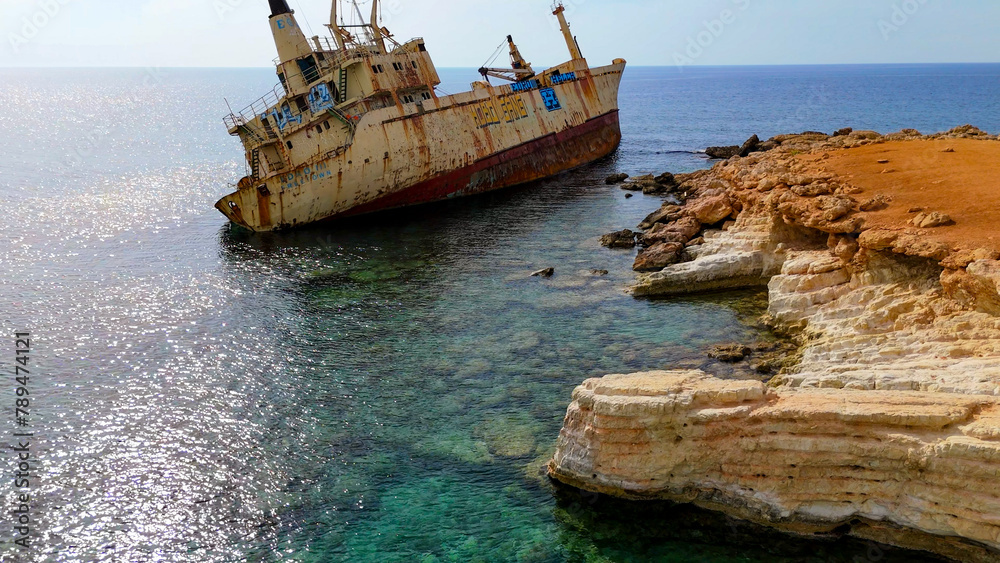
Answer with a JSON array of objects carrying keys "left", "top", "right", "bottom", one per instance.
[{"left": 268, "top": 0, "right": 292, "bottom": 17}]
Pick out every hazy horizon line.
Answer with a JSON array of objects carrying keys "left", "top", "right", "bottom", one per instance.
[{"left": 2, "top": 62, "right": 1000, "bottom": 71}]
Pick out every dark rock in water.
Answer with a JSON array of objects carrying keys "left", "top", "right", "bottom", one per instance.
[
  {"left": 633, "top": 242, "right": 684, "bottom": 272},
  {"left": 590, "top": 269, "right": 609, "bottom": 276},
  {"left": 531, "top": 268, "right": 554, "bottom": 278},
  {"left": 706, "top": 145, "right": 740, "bottom": 160},
  {"left": 606, "top": 173, "right": 629, "bottom": 185},
  {"left": 834, "top": 127, "right": 854, "bottom": 137},
  {"left": 738, "top": 134, "right": 761, "bottom": 157},
  {"left": 708, "top": 343, "right": 753, "bottom": 363},
  {"left": 639, "top": 205, "right": 686, "bottom": 230},
  {"left": 600, "top": 229, "right": 637, "bottom": 249},
  {"left": 655, "top": 172, "right": 677, "bottom": 187},
  {"left": 750, "top": 359, "right": 780, "bottom": 375},
  {"left": 625, "top": 193, "right": 634, "bottom": 199}
]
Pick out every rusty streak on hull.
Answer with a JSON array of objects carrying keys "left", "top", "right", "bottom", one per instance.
[{"left": 332, "top": 110, "right": 621, "bottom": 220}]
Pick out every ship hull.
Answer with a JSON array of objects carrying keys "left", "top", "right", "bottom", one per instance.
[
  {"left": 332, "top": 109, "right": 620, "bottom": 220},
  {"left": 217, "top": 60, "right": 626, "bottom": 232}
]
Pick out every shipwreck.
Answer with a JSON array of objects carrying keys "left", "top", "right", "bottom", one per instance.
[{"left": 217, "top": 0, "right": 627, "bottom": 231}]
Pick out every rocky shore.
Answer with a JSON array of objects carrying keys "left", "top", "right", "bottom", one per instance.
[{"left": 551, "top": 126, "right": 1000, "bottom": 561}]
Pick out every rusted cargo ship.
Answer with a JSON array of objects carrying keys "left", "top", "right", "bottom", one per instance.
[{"left": 217, "top": 0, "right": 626, "bottom": 231}]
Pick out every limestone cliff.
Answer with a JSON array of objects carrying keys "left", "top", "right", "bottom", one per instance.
[
  {"left": 549, "top": 370, "right": 1000, "bottom": 562},
  {"left": 551, "top": 127, "right": 1000, "bottom": 561}
]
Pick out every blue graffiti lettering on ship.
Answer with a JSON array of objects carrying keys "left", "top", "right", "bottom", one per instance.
[
  {"left": 281, "top": 162, "right": 332, "bottom": 191},
  {"left": 540, "top": 88, "right": 562, "bottom": 112},
  {"left": 267, "top": 103, "right": 303, "bottom": 131},
  {"left": 511, "top": 80, "right": 539, "bottom": 93},
  {"left": 550, "top": 72, "right": 577, "bottom": 85},
  {"left": 308, "top": 83, "right": 334, "bottom": 113}
]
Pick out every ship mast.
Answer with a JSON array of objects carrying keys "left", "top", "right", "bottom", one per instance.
[
  {"left": 369, "top": 0, "right": 387, "bottom": 54},
  {"left": 328, "top": 1, "right": 346, "bottom": 50},
  {"left": 552, "top": 1, "right": 583, "bottom": 60}
]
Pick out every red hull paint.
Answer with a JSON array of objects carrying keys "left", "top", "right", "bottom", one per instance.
[{"left": 333, "top": 110, "right": 622, "bottom": 220}]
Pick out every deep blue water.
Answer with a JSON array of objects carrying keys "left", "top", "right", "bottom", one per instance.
[{"left": 2, "top": 64, "right": 994, "bottom": 562}]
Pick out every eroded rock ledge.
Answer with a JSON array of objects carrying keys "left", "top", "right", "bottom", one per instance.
[
  {"left": 552, "top": 127, "right": 1000, "bottom": 561},
  {"left": 549, "top": 370, "right": 1000, "bottom": 562}
]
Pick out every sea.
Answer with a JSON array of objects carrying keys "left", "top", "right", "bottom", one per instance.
[{"left": 2, "top": 64, "right": 999, "bottom": 562}]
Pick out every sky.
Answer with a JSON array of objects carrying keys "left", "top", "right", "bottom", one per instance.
[{"left": 1, "top": 0, "right": 998, "bottom": 68}]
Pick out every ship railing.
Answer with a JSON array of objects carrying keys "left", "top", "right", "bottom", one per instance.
[
  {"left": 312, "top": 36, "right": 338, "bottom": 52},
  {"left": 224, "top": 84, "right": 287, "bottom": 130}
]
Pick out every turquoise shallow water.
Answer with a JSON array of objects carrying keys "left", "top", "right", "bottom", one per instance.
[{"left": 1, "top": 65, "right": 989, "bottom": 561}]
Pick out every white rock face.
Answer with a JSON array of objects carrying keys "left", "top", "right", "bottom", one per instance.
[
  {"left": 550, "top": 370, "right": 1000, "bottom": 562},
  {"left": 631, "top": 216, "right": 790, "bottom": 297},
  {"left": 763, "top": 250, "right": 1000, "bottom": 396}
]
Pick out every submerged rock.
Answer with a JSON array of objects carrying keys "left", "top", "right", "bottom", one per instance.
[
  {"left": 605, "top": 173, "right": 629, "bottom": 184},
  {"left": 707, "top": 343, "right": 752, "bottom": 363},
  {"left": 705, "top": 145, "right": 740, "bottom": 160}
]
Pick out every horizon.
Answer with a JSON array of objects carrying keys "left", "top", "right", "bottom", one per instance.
[{"left": 4, "top": 61, "right": 1000, "bottom": 70}]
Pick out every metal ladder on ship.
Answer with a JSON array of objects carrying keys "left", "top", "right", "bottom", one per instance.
[
  {"left": 249, "top": 148, "right": 261, "bottom": 182},
  {"left": 337, "top": 69, "right": 348, "bottom": 103}
]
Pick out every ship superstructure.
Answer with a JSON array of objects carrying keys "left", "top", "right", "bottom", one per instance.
[{"left": 217, "top": 0, "right": 626, "bottom": 231}]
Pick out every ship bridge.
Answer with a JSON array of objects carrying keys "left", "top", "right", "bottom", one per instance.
[{"left": 224, "top": 0, "right": 442, "bottom": 183}]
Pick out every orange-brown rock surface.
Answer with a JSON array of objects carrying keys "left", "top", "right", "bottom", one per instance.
[{"left": 552, "top": 127, "right": 1000, "bottom": 561}]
